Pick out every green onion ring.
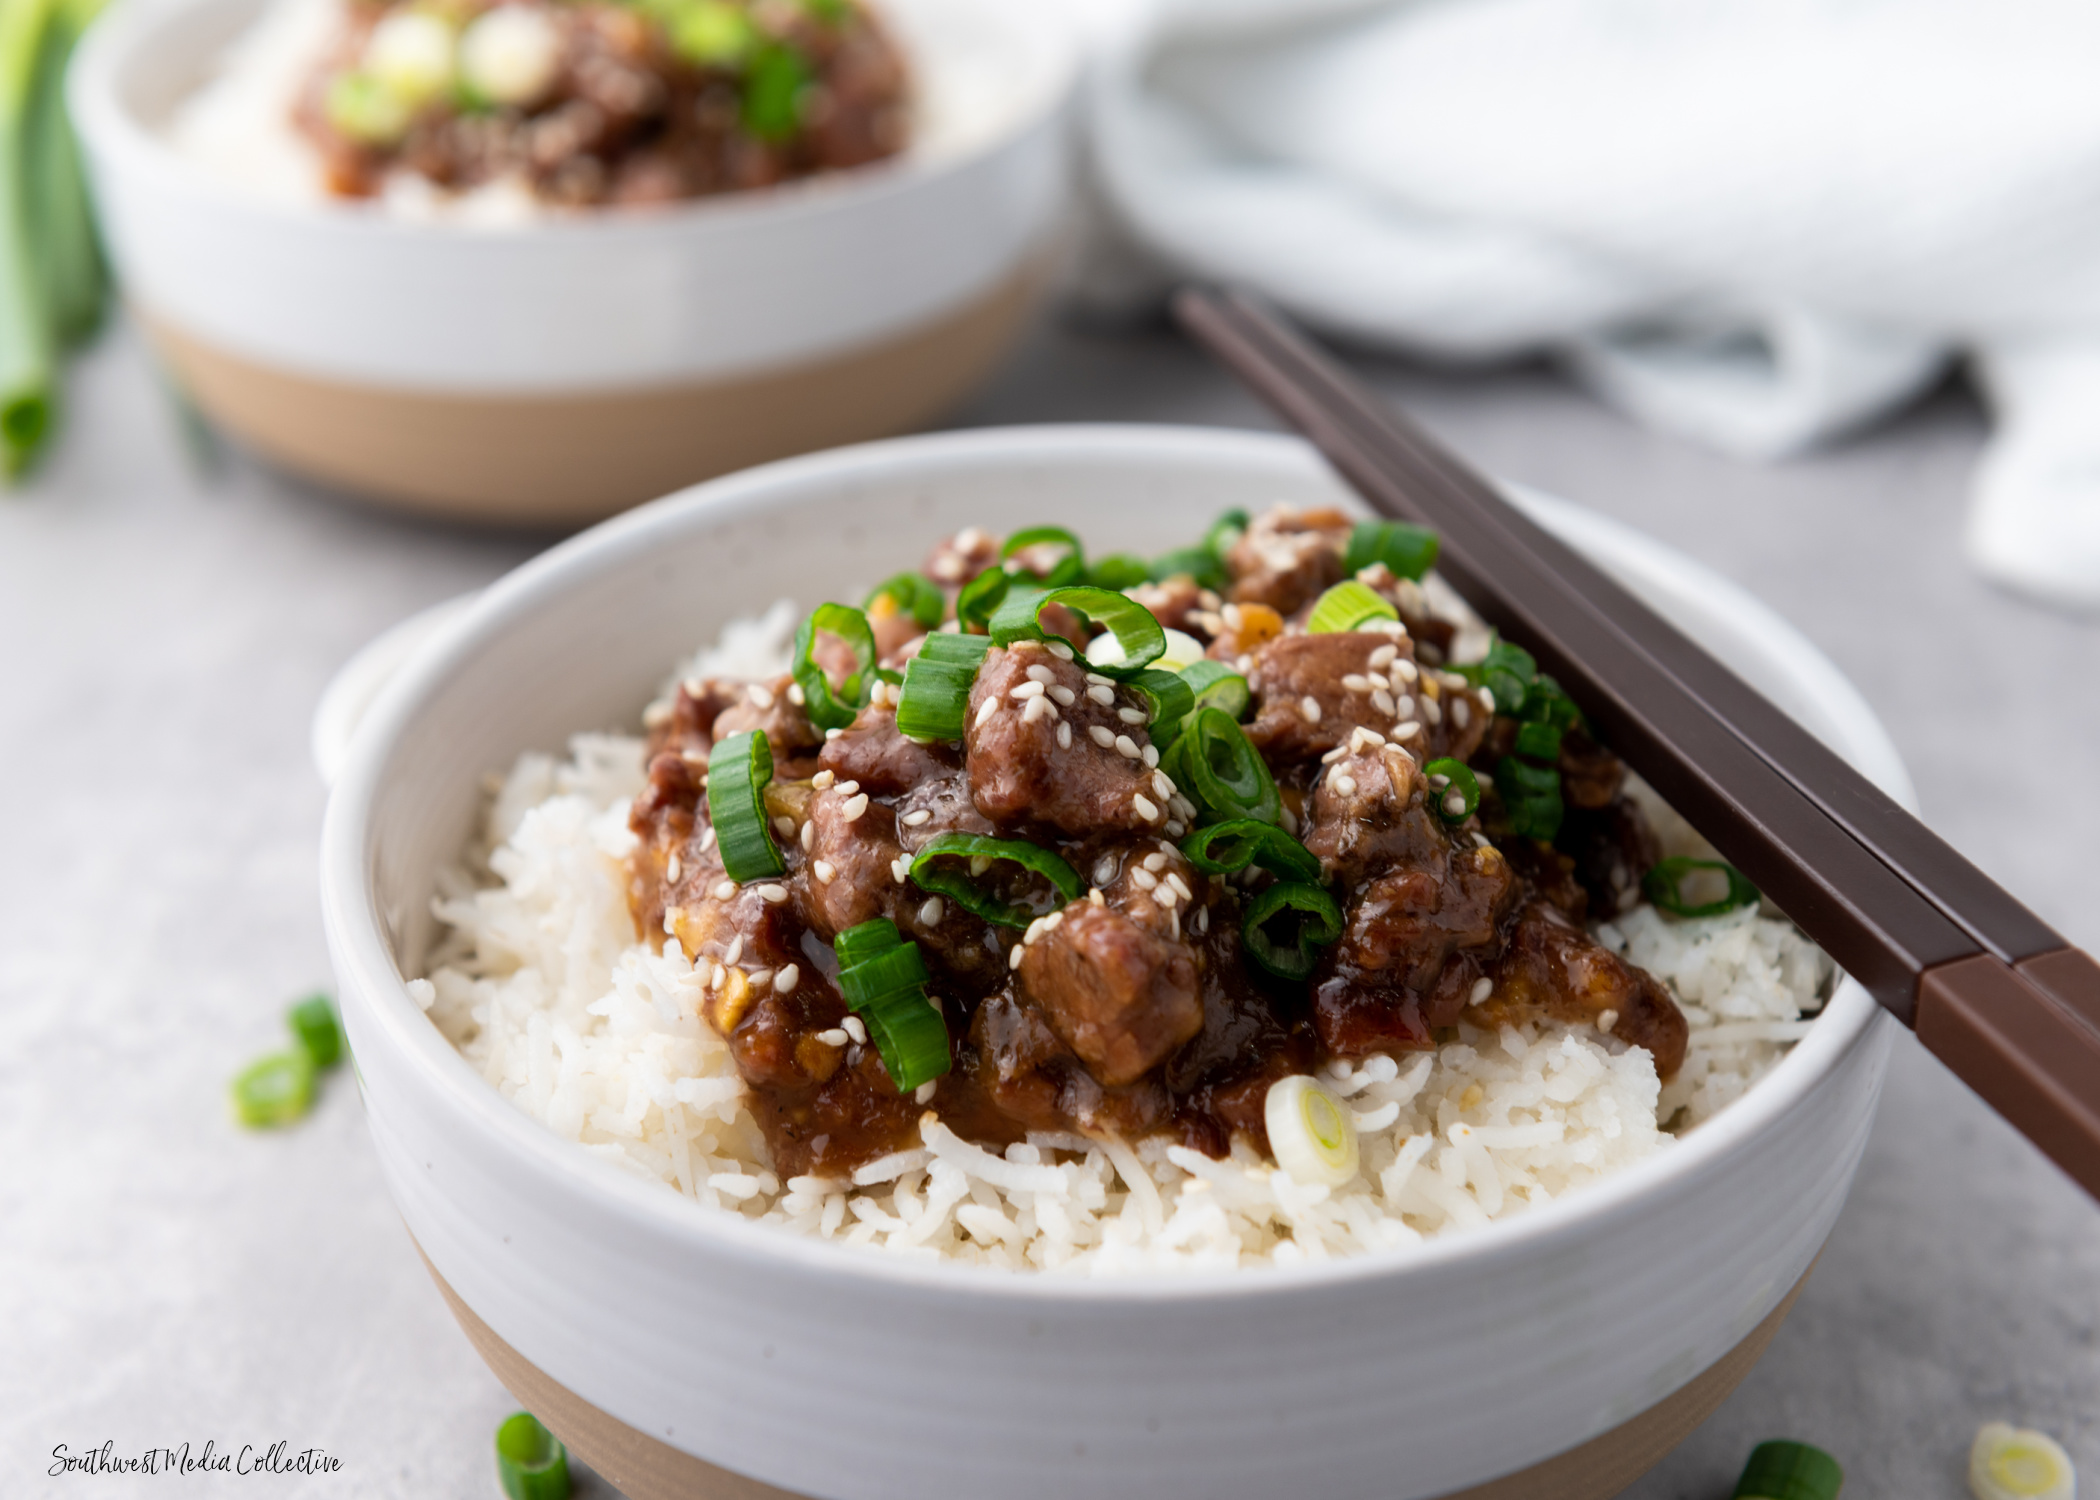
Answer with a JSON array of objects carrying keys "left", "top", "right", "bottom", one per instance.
[
  {"left": 989, "top": 585, "right": 1167, "bottom": 679},
  {"left": 1421, "top": 758, "right": 1482, "bottom": 824},
  {"left": 1203, "top": 508, "right": 1250, "bottom": 558},
  {"left": 229, "top": 1050, "right": 317, "bottom": 1129},
  {"left": 956, "top": 565, "right": 1012, "bottom": 631},
  {"left": 831, "top": 918, "right": 953, "bottom": 1091},
  {"left": 1242, "top": 882, "right": 1344, "bottom": 982},
  {"left": 1147, "top": 545, "right": 1228, "bottom": 591},
  {"left": 1642, "top": 857, "right": 1761, "bottom": 919},
  {"left": 288, "top": 993, "right": 344, "bottom": 1070},
  {"left": 907, "top": 832, "right": 1082, "bottom": 928},
  {"left": 864, "top": 572, "right": 945, "bottom": 629},
  {"left": 1306, "top": 580, "right": 1401, "bottom": 634},
  {"left": 1126, "top": 667, "right": 1195, "bottom": 750},
  {"left": 792, "top": 602, "right": 877, "bottom": 732},
  {"left": 706, "top": 730, "right": 786, "bottom": 882},
  {"left": 895, "top": 632, "right": 993, "bottom": 742},
  {"left": 1180, "top": 819, "right": 1322, "bottom": 882},
  {"left": 1163, "top": 707, "right": 1281, "bottom": 826},
  {"left": 1084, "top": 553, "right": 1151, "bottom": 589},
  {"left": 1178, "top": 659, "right": 1250, "bottom": 720},
  {"left": 1000, "top": 525, "right": 1086, "bottom": 586},
  {"left": 1343, "top": 519, "right": 1439, "bottom": 582},
  {"left": 494, "top": 1412, "right": 571, "bottom": 1500},
  {"left": 1496, "top": 754, "right": 1565, "bottom": 841}
]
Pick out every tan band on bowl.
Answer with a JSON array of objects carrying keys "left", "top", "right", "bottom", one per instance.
[
  {"left": 419, "top": 1243, "right": 1812, "bottom": 1500},
  {"left": 143, "top": 263, "right": 1041, "bottom": 526}
]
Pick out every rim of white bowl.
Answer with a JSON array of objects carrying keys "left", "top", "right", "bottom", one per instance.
[
  {"left": 69, "top": 0, "right": 1079, "bottom": 242},
  {"left": 322, "top": 423, "right": 1896, "bottom": 1306}
]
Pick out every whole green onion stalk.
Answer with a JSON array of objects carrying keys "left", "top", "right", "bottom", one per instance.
[{"left": 2, "top": 0, "right": 110, "bottom": 481}]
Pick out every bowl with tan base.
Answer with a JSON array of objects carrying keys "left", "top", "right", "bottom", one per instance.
[
  {"left": 68, "top": 0, "right": 1074, "bottom": 524},
  {"left": 319, "top": 425, "right": 1902, "bottom": 1500}
]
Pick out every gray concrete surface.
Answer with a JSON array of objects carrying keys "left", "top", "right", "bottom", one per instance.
[{"left": 3, "top": 315, "right": 2093, "bottom": 1499}]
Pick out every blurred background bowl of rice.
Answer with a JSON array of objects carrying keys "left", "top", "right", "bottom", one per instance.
[{"left": 66, "top": 0, "right": 1076, "bottom": 523}]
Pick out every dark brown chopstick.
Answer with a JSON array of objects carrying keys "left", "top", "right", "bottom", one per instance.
[{"left": 1175, "top": 286, "right": 2100, "bottom": 1201}]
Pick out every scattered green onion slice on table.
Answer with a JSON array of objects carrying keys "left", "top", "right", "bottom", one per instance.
[
  {"left": 1000, "top": 525, "right": 1087, "bottom": 586},
  {"left": 1343, "top": 519, "right": 1439, "bottom": 581},
  {"left": 1968, "top": 1422, "right": 2076, "bottom": 1500},
  {"left": 1421, "top": 758, "right": 1481, "bottom": 825},
  {"left": 1164, "top": 707, "right": 1281, "bottom": 825},
  {"left": 1178, "top": 659, "right": 1251, "bottom": 720},
  {"left": 1242, "top": 882, "right": 1344, "bottom": 981},
  {"left": 288, "top": 993, "right": 344, "bottom": 1070},
  {"left": 1496, "top": 755, "right": 1565, "bottom": 842},
  {"left": 1180, "top": 819, "right": 1321, "bottom": 882},
  {"left": 1125, "top": 667, "right": 1195, "bottom": 749},
  {"left": 830, "top": 919, "right": 952, "bottom": 1091},
  {"left": 229, "top": 1051, "right": 316, "bottom": 1129},
  {"left": 1306, "top": 580, "right": 1400, "bottom": 634},
  {"left": 895, "top": 632, "right": 993, "bottom": 741},
  {"left": 864, "top": 572, "right": 944, "bottom": 629},
  {"left": 494, "top": 1411, "right": 571, "bottom": 1500},
  {"left": 1730, "top": 1440, "right": 1843, "bottom": 1500},
  {"left": 1643, "top": 857, "right": 1760, "bottom": 919},
  {"left": 988, "top": 585, "right": 1167, "bottom": 679},
  {"left": 1084, "top": 553, "right": 1151, "bottom": 589},
  {"left": 706, "top": 730, "right": 785, "bottom": 882},
  {"left": 907, "top": 832, "right": 1082, "bottom": 927},
  {"left": 791, "top": 602, "right": 878, "bottom": 732},
  {"left": 1264, "top": 1075, "right": 1359, "bottom": 1187}
]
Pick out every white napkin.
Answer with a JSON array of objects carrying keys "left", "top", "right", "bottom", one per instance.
[{"left": 1077, "top": 0, "right": 2100, "bottom": 609}]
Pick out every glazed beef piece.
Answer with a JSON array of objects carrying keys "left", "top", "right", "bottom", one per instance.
[
  {"left": 1557, "top": 796, "right": 1661, "bottom": 921},
  {"left": 709, "top": 672, "right": 822, "bottom": 762},
  {"left": 818, "top": 701, "right": 958, "bottom": 797},
  {"left": 923, "top": 525, "right": 1001, "bottom": 589},
  {"left": 1243, "top": 629, "right": 1488, "bottom": 767},
  {"left": 1479, "top": 901, "right": 1689, "bottom": 1078},
  {"left": 1224, "top": 506, "right": 1352, "bottom": 614},
  {"left": 1300, "top": 741, "right": 1442, "bottom": 886}
]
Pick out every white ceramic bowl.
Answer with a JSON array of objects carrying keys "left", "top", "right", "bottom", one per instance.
[
  {"left": 320, "top": 425, "right": 1902, "bottom": 1500},
  {"left": 69, "top": 0, "right": 1075, "bottom": 520}
]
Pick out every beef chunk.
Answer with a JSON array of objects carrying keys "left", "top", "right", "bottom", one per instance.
[
  {"left": 1225, "top": 505, "right": 1351, "bottom": 614},
  {"left": 1300, "top": 741, "right": 1446, "bottom": 887},
  {"left": 708, "top": 672, "right": 822, "bottom": 761},
  {"left": 1126, "top": 576, "right": 1211, "bottom": 636},
  {"left": 1332, "top": 843, "right": 1517, "bottom": 992},
  {"left": 818, "top": 702, "right": 959, "bottom": 796},
  {"left": 1480, "top": 901, "right": 1688, "bottom": 1078},
  {"left": 923, "top": 525, "right": 1001, "bottom": 589},
  {"left": 965, "top": 641, "right": 1182, "bottom": 838},
  {"left": 1245, "top": 630, "right": 1433, "bottom": 764},
  {"left": 1016, "top": 900, "right": 1203, "bottom": 1087}
]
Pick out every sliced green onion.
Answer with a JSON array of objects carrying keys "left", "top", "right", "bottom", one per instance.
[
  {"left": 1343, "top": 519, "right": 1439, "bottom": 581},
  {"left": 1203, "top": 508, "right": 1250, "bottom": 557},
  {"left": 907, "top": 832, "right": 1081, "bottom": 927},
  {"left": 1452, "top": 635, "right": 1541, "bottom": 716},
  {"left": 1496, "top": 754, "right": 1565, "bottom": 841},
  {"left": 1514, "top": 719, "right": 1563, "bottom": 761},
  {"left": 1163, "top": 707, "right": 1281, "bottom": 825},
  {"left": 1241, "top": 882, "right": 1343, "bottom": 981},
  {"left": 1265, "top": 1075, "right": 1358, "bottom": 1186},
  {"left": 831, "top": 918, "right": 952, "bottom": 1091},
  {"left": 1307, "top": 580, "right": 1400, "bottom": 634},
  {"left": 1126, "top": 667, "right": 1194, "bottom": 750},
  {"left": 230, "top": 1050, "right": 316, "bottom": 1129},
  {"left": 288, "top": 993, "right": 344, "bottom": 1070},
  {"left": 864, "top": 572, "right": 944, "bottom": 629},
  {"left": 1147, "top": 546, "right": 1228, "bottom": 591},
  {"left": 1643, "top": 857, "right": 1760, "bottom": 919},
  {"left": 495, "top": 1412, "right": 570, "bottom": 1500},
  {"left": 895, "top": 631, "right": 992, "bottom": 741},
  {"left": 983, "top": 580, "right": 1050, "bottom": 645},
  {"left": 1179, "top": 658, "right": 1250, "bottom": 720},
  {"left": 990, "top": 585, "right": 1166, "bottom": 679},
  {"left": 1968, "top": 1422, "right": 2075, "bottom": 1500},
  {"left": 791, "top": 602, "right": 877, "bottom": 732},
  {"left": 1422, "top": 758, "right": 1481, "bottom": 825},
  {"left": 1084, "top": 553, "right": 1150, "bottom": 589},
  {"left": 706, "top": 730, "right": 785, "bottom": 882},
  {"left": 741, "top": 40, "right": 811, "bottom": 140},
  {"left": 955, "top": 565, "right": 1011, "bottom": 630},
  {"left": 1731, "top": 1440, "right": 1843, "bottom": 1500},
  {"left": 670, "top": 0, "right": 755, "bottom": 66},
  {"left": 1180, "top": 818, "right": 1321, "bottom": 882},
  {"left": 1000, "top": 525, "right": 1086, "bottom": 586}
]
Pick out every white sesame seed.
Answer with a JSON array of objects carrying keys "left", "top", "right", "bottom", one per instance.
[
  {"left": 1328, "top": 773, "right": 1356, "bottom": 798},
  {"left": 1367, "top": 671, "right": 1391, "bottom": 691},
  {"left": 1394, "top": 695, "right": 1416, "bottom": 717},
  {"left": 1130, "top": 866, "right": 1159, "bottom": 890},
  {"left": 699, "top": 825, "right": 717, "bottom": 852},
  {"left": 1116, "top": 706, "right": 1147, "bottom": 725},
  {"left": 1011, "top": 680, "right": 1046, "bottom": 701},
  {"left": 813, "top": 859, "right": 836, "bottom": 883},
  {"left": 1321, "top": 745, "right": 1350, "bottom": 764},
  {"left": 825, "top": 727, "right": 844, "bottom": 740},
  {"left": 1087, "top": 684, "right": 1116, "bottom": 706},
  {"left": 666, "top": 854, "right": 682, "bottom": 882},
  {"left": 1300, "top": 696, "right": 1323, "bottom": 723},
  {"left": 1157, "top": 885, "right": 1180, "bottom": 909},
  {"left": 1342, "top": 674, "right": 1371, "bottom": 694},
  {"left": 775, "top": 965, "right": 799, "bottom": 993},
  {"left": 1010, "top": 945, "right": 1025, "bottom": 970},
  {"left": 1049, "top": 685, "right": 1076, "bottom": 707},
  {"left": 916, "top": 1081, "right": 939, "bottom": 1104},
  {"left": 1451, "top": 698, "right": 1471, "bottom": 729},
  {"left": 1236, "top": 654, "right": 1254, "bottom": 673},
  {"left": 747, "top": 968, "right": 773, "bottom": 991},
  {"left": 747, "top": 682, "right": 775, "bottom": 710},
  {"left": 1023, "top": 917, "right": 1046, "bottom": 945},
  {"left": 812, "top": 769, "right": 835, "bottom": 791},
  {"left": 1151, "top": 771, "right": 1175, "bottom": 800},
  {"left": 800, "top": 822, "right": 815, "bottom": 851},
  {"left": 1044, "top": 910, "right": 1065, "bottom": 932},
  {"left": 1025, "top": 695, "right": 1059, "bottom": 725},
  {"left": 1369, "top": 644, "right": 1399, "bottom": 669},
  {"left": 1166, "top": 872, "right": 1193, "bottom": 902},
  {"left": 1598, "top": 1009, "right": 1620, "bottom": 1034},
  {"left": 1478, "top": 686, "right": 1496, "bottom": 713},
  {"left": 683, "top": 676, "right": 707, "bottom": 699},
  {"left": 1142, "top": 851, "right": 1168, "bottom": 872},
  {"left": 663, "top": 909, "right": 679, "bottom": 936},
  {"left": 1445, "top": 791, "right": 1468, "bottom": 817},
  {"left": 1472, "top": 832, "right": 1492, "bottom": 849},
  {"left": 787, "top": 682, "right": 806, "bottom": 706},
  {"left": 891, "top": 855, "right": 912, "bottom": 882},
  {"left": 1026, "top": 664, "right": 1055, "bottom": 685},
  {"left": 1089, "top": 886, "right": 1106, "bottom": 907},
  {"left": 1165, "top": 819, "right": 1186, "bottom": 837},
  {"left": 834, "top": 780, "right": 860, "bottom": 796},
  {"left": 1088, "top": 725, "right": 1116, "bottom": 748},
  {"left": 708, "top": 965, "right": 726, "bottom": 991},
  {"left": 756, "top": 884, "right": 788, "bottom": 904},
  {"left": 1085, "top": 671, "right": 1113, "bottom": 687},
  {"left": 724, "top": 934, "right": 744, "bottom": 965},
  {"left": 970, "top": 856, "right": 992, "bottom": 876},
  {"left": 1134, "top": 793, "right": 1161, "bottom": 821},
  {"left": 1279, "top": 806, "right": 1299, "bottom": 835},
  {"left": 1114, "top": 734, "right": 1142, "bottom": 760},
  {"left": 1047, "top": 640, "right": 1075, "bottom": 662},
  {"left": 901, "top": 809, "right": 932, "bottom": 827},
  {"left": 841, "top": 793, "right": 869, "bottom": 822},
  {"left": 918, "top": 897, "right": 945, "bottom": 926},
  {"left": 1371, "top": 689, "right": 1397, "bottom": 717},
  {"left": 842, "top": 1015, "right": 868, "bottom": 1045},
  {"left": 1194, "top": 906, "right": 1210, "bottom": 934},
  {"left": 713, "top": 880, "right": 737, "bottom": 900},
  {"left": 772, "top": 814, "right": 795, "bottom": 838},
  {"left": 816, "top": 1028, "right": 849, "bottom": 1046},
  {"left": 1057, "top": 722, "right": 1072, "bottom": 749},
  {"left": 1393, "top": 721, "right": 1423, "bottom": 741},
  {"left": 974, "top": 697, "right": 1000, "bottom": 729},
  {"left": 1393, "top": 659, "right": 1419, "bottom": 683},
  {"left": 1142, "top": 745, "right": 1160, "bottom": 769},
  {"left": 1470, "top": 977, "right": 1493, "bottom": 1005}
]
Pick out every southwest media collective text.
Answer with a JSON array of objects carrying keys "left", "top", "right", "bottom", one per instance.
[{"left": 50, "top": 1440, "right": 342, "bottom": 1477}]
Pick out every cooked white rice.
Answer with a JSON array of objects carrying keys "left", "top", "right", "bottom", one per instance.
[{"left": 416, "top": 603, "right": 1833, "bottom": 1274}]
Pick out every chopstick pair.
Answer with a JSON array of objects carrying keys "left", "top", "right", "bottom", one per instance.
[{"left": 1174, "top": 287, "right": 2100, "bottom": 1203}]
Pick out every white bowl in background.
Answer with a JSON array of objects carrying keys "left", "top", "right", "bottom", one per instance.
[
  {"left": 69, "top": 0, "right": 1076, "bottom": 521},
  {"left": 320, "top": 425, "right": 1900, "bottom": 1500}
]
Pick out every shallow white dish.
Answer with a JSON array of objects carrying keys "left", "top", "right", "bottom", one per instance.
[{"left": 320, "top": 424, "right": 1902, "bottom": 1500}]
